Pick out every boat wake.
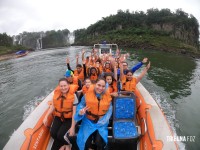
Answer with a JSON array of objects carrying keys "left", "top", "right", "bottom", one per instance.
[
  {"left": 151, "top": 92, "right": 186, "bottom": 150},
  {"left": 23, "top": 97, "right": 44, "bottom": 121}
]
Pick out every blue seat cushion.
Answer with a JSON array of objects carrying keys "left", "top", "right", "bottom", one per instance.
[
  {"left": 113, "top": 121, "right": 138, "bottom": 139},
  {"left": 114, "top": 98, "right": 135, "bottom": 119}
]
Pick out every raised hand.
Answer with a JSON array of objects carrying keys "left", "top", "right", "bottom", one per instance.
[
  {"left": 89, "top": 56, "right": 92, "bottom": 61},
  {"left": 82, "top": 50, "right": 85, "bottom": 54},
  {"left": 120, "top": 54, "right": 125, "bottom": 62},
  {"left": 76, "top": 54, "right": 79, "bottom": 59},
  {"left": 146, "top": 61, "right": 151, "bottom": 70},
  {"left": 79, "top": 106, "right": 90, "bottom": 115},
  {"left": 66, "top": 57, "right": 70, "bottom": 64},
  {"left": 142, "top": 57, "right": 148, "bottom": 64},
  {"left": 82, "top": 59, "right": 86, "bottom": 64}
]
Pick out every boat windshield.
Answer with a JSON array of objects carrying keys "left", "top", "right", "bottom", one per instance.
[{"left": 93, "top": 44, "right": 118, "bottom": 55}]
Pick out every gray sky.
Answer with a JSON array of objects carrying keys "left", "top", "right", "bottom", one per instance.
[{"left": 0, "top": 0, "right": 200, "bottom": 36}]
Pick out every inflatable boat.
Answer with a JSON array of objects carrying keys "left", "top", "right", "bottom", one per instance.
[
  {"left": 3, "top": 82, "right": 178, "bottom": 150},
  {"left": 15, "top": 50, "right": 29, "bottom": 58}
]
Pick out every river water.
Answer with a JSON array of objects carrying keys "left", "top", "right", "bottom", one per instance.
[{"left": 0, "top": 47, "right": 199, "bottom": 149}]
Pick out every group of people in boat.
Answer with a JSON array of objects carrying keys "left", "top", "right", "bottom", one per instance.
[{"left": 43, "top": 48, "right": 150, "bottom": 150}]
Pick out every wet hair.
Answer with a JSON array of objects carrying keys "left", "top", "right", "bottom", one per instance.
[
  {"left": 126, "top": 70, "right": 133, "bottom": 75},
  {"left": 105, "top": 62, "right": 111, "bottom": 66},
  {"left": 88, "top": 67, "right": 100, "bottom": 76},
  {"left": 76, "top": 64, "right": 82, "bottom": 68},
  {"left": 104, "top": 73, "right": 116, "bottom": 91},
  {"left": 84, "top": 77, "right": 91, "bottom": 82},
  {"left": 59, "top": 78, "right": 69, "bottom": 84},
  {"left": 122, "top": 61, "right": 128, "bottom": 65},
  {"left": 96, "top": 58, "right": 101, "bottom": 63},
  {"left": 116, "top": 62, "right": 119, "bottom": 68},
  {"left": 104, "top": 73, "right": 116, "bottom": 84},
  {"left": 96, "top": 77, "right": 106, "bottom": 84}
]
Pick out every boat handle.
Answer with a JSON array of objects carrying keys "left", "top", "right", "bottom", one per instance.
[{"left": 141, "top": 117, "right": 147, "bottom": 136}]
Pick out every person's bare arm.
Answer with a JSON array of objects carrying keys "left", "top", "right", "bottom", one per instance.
[
  {"left": 120, "top": 63, "right": 124, "bottom": 81},
  {"left": 82, "top": 50, "right": 85, "bottom": 61},
  {"left": 69, "top": 106, "right": 76, "bottom": 136},
  {"left": 136, "top": 62, "right": 151, "bottom": 84},
  {"left": 43, "top": 101, "right": 54, "bottom": 126},
  {"left": 76, "top": 54, "right": 79, "bottom": 66}
]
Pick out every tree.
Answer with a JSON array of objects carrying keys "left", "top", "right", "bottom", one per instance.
[{"left": 0, "top": 33, "right": 12, "bottom": 46}]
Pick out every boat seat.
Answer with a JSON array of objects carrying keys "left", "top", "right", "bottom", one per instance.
[{"left": 112, "top": 91, "right": 140, "bottom": 142}]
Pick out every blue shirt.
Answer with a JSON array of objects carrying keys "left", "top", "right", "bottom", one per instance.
[{"left": 117, "top": 61, "right": 143, "bottom": 76}]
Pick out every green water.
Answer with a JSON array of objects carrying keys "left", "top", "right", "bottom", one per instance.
[
  {"left": 127, "top": 48, "right": 200, "bottom": 149},
  {"left": 0, "top": 47, "right": 199, "bottom": 149}
]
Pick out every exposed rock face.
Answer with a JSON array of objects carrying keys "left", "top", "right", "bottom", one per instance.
[
  {"left": 162, "top": 24, "right": 174, "bottom": 32},
  {"left": 116, "top": 25, "right": 122, "bottom": 30},
  {"left": 152, "top": 23, "right": 198, "bottom": 46}
]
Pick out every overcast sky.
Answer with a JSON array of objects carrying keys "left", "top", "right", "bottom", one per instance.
[{"left": 0, "top": 0, "right": 199, "bottom": 36}]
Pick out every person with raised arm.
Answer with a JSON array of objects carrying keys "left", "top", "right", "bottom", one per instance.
[
  {"left": 117, "top": 57, "right": 148, "bottom": 79},
  {"left": 66, "top": 55, "right": 85, "bottom": 83},
  {"left": 64, "top": 70, "right": 82, "bottom": 91},
  {"left": 120, "top": 61, "right": 151, "bottom": 92}
]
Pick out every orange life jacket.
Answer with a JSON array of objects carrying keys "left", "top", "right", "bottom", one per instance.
[
  {"left": 67, "top": 76, "right": 79, "bottom": 91},
  {"left": 72, "top": 76, "right": 78, "bottom": 85},
  {"left": 88, "top": 61, "right": 94, "bottom": 67},
  {"left": 90, "top": 74, "right": 98, "bottom": 82},
  {"left": 53, "top": 85, "right": 76, "bottom": 119},
  {"left": 82, "top": 85, "right": 89, "bottom": 95},
  {"left": 94, "top": 65, "right": 103, "bottom": 74},
  {"left": 85, "top": 86, "right": 112, "bottom": 121},
  {"left": 121, "top": 76, "right": 137, "bottom": 92},
  {"left": 103, "top": 68, "right": 112, "bottom": 73},
  {"left": 88, "top": 67, "right": 99, "bottom": 83},
  {"left": 98, "top": 66, "right": 103, "bottom": 74},
  {"left": 108, "top": 81, "right": 117, "bottom": 93},
  {"left": 82, "top": 84, "right": 94, "bottom": 95},
  {"left": 74, "top": 69, "right": 84, "bottom": 82}
]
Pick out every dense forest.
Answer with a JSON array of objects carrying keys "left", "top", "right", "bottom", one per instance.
[
  {"left": 0, "top": 29, "right": 70, "bottom": 55},
  {"left": 74, "top": 8, "right": 200, "bottom": 55},
  {"left": 0, "top": 33, "right": 27, "bottom": 55}
]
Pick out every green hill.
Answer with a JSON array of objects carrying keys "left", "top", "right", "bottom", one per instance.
[{"left": 73, "top": 8, "right": 200, "bottom": 56}]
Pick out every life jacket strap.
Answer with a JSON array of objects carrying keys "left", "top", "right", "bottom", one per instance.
[
  {"left": 86, "top": 111, "right": 104, "bottom": 123},
  {"left": 55, "top": 109, "right": 72, "bottom": 121}
]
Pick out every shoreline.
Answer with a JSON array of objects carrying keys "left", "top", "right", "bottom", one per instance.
[
  {"left": 0, "top": 46, "right": 199, "bottom": 61},
  {"left": 0, "top": 53, "right": 16, "bottom": 61}
]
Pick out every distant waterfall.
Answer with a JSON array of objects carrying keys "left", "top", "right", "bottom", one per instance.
[
  {"left": 36, "top": 38, "right": 42, "bottom": 49},
  {"left": 36, "top": 33, "right": 44, "bottom": 49},
  {"left": 12, "top": 36, "right": 17, "bottom": 45},
  {"left": 18, "top": 35, "right": 23, "bottom": 45},
  {"left": 68, "top": 32, "right": 75, "bottom": 44}
]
